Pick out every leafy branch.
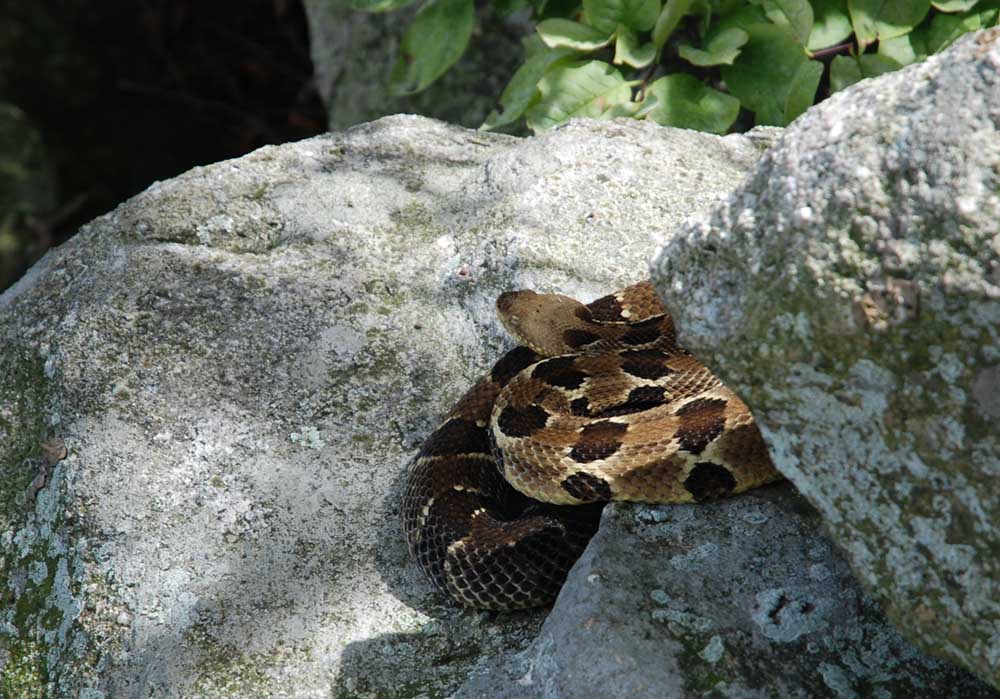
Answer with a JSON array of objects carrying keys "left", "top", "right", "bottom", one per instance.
[{"left": 353, "top": 0, "right": 1000, "bottom": 134}]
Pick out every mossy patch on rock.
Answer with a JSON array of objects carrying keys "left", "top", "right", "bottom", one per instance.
[
  {"left": 0, "top": 347, "right": 52, "bottom": 529},
  {"left": 0, "top": 637, "right": 47, "bottom": 699}
]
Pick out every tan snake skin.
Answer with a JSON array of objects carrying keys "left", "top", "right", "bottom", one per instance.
[{"left": 402, "top": 281, "right": 782, "bottom": 609}]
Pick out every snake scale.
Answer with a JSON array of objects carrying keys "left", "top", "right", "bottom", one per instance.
[{"left": 402, "top": 281, "right": 782, "bottom": 610}]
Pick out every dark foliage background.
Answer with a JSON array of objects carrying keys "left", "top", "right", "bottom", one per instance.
[{"left": 0, "top": 0, "right": 327, "bottom": 293}]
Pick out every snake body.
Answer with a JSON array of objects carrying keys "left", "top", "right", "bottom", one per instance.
[{"left": 402, "top": 282, "right": 781, "bottom": 609}]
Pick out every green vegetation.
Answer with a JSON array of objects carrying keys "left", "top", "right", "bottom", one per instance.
[{"left": 355, "top": 0, "right": 1000, "bottom": 133}]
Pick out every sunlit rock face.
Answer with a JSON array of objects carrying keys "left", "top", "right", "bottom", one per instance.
[
  {"left": 652, "top": 29, "right": 1000, "bottom": 690},
  {"left": 0, "top": 116, "right": 768, "bottom": 697}
]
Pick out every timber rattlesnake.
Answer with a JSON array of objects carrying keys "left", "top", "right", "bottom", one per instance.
[{"left": 402, "top": 281, "right": 781, "bottom": 609}]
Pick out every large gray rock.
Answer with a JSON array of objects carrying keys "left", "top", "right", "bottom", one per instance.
[
  {"left": 456, "top": 484, "right": 996, "bottom": 698},
  {"left": 652, "top": 30, "right": 1000, "bottom": 688},
  {"left": 0, "top": 116, "right": 770, "bottom": 697}
]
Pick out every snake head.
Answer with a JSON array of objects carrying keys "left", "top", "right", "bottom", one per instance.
[{"left": 496, "top": 289, "right": 593, "bottom": 356}]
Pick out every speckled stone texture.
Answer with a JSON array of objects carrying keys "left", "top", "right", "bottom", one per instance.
[
  {"left": 0, "top": 116, "right": 773, "bottom": 697},
  {"left": 456, "top": 484, "right": 997, "bottom": 699},
  {"left": 652, "top": 30, "right": 1000, "bottom": 688}
]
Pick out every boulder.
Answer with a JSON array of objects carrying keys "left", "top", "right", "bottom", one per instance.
[
  {"left": 652, "top": 29, "right": 1000, "bottom": 688},
  {"left": 456, "top": 484, "right": 996, "bottom": 698},
  {"left": 0, "top": 116, "right": 770, "bottom": 697}
]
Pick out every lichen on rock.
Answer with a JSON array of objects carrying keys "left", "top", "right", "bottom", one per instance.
[{"left": 652, "top": 30, "right": 1000, "bottom": 689}]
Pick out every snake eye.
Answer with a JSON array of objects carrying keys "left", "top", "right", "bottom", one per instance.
[{"left": 496, "top": 291, "right": 517, "bottom": 313}]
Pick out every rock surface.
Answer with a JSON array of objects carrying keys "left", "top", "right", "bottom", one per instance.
[
  {"left": 652, "top": 30, "right": 1000, "bottom": 688},
  {"left": 302, "top": 0, "right": 528, "bottom": 131},
  {"left": 0, "top": 116, "right": 772, "bottom": 697},
  {"left": 456, "top": 484, "right": 996, "bottom": 699}
]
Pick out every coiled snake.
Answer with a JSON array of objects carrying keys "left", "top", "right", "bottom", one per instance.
[{"left": 402, "top": 281, "right": 781, "bottom": 609}]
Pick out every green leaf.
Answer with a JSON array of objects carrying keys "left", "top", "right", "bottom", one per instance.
[
  {"left": 615, "top": 27, "right": 658, "bottom": 67},
  {"left": 925, "top": 10, "right": 985, "bottom": 52},
  {"left": 878, "top": 32, "right": 927, "bottom": 65},
  {"left": 807, "top": 0, "right": 853, "bottom": 50},
  {"left": 642, "top": 74, "right": 740, "bottom": 133},
  {"left": 784, "top": 58, "right": 824, "bottom": 122},
  {"left": 482, "top": 37, "right": 578, "bottom": 130},
  {"left": 537, "top": 18, "right": 614, "bottom": 49},
  {"left": 633, "top": 91, "right": 660, "bottom": 118},
  {"left": 653, "top": 0, "right": 696, "bottom": 48},
  {"left": 678, "top": 27, "right": 748, "bottom": 65},
  {"left": 606, "top": 99, "right": 645, "bottom": 118},
  {"left": 829, "top": 53, "right": 903, "bottom": 92},
  {"left": 861, "top": 53, "right": 903, "bottom": 74},
  {"left": 977, "top": 0, "right": 1000, "bottom": 24},
  {"left": 349, "top": 0, "right": 421, "bottom": 11},
  {"left": 829, "top": 54, "right": 862, "bottom": 92},
  {"left": 979, "top": 1, "right": 1000, "bottom": 26},
  {"left": 525, "top": 61, "right": 635, "bottom": 131},
  {"left": 931, "top": 0, "right": 979, "bottom": 11},
  {"left": 712, "top": 0, "right": 744, "bottom": 14},
  {"left": 389, "top": 0, "right": 475, "bottom": 96},
  {"left": 721, "top": 23, "right": 821, "bottom": 125},
  {"left": 584, "top": 0, "right": 661, "bottom": 33},
  {"left": 695, "top": 0, "right": 716, "bottom": 33},
  {"left": 711, "top": 4, "right": 769, "bottom": 33},
  {"left": 769, "top": 0, "right": 815, "bottom": 44},
  {"left": 847, "top": 0, "right": 931, "bottom": 48}
]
